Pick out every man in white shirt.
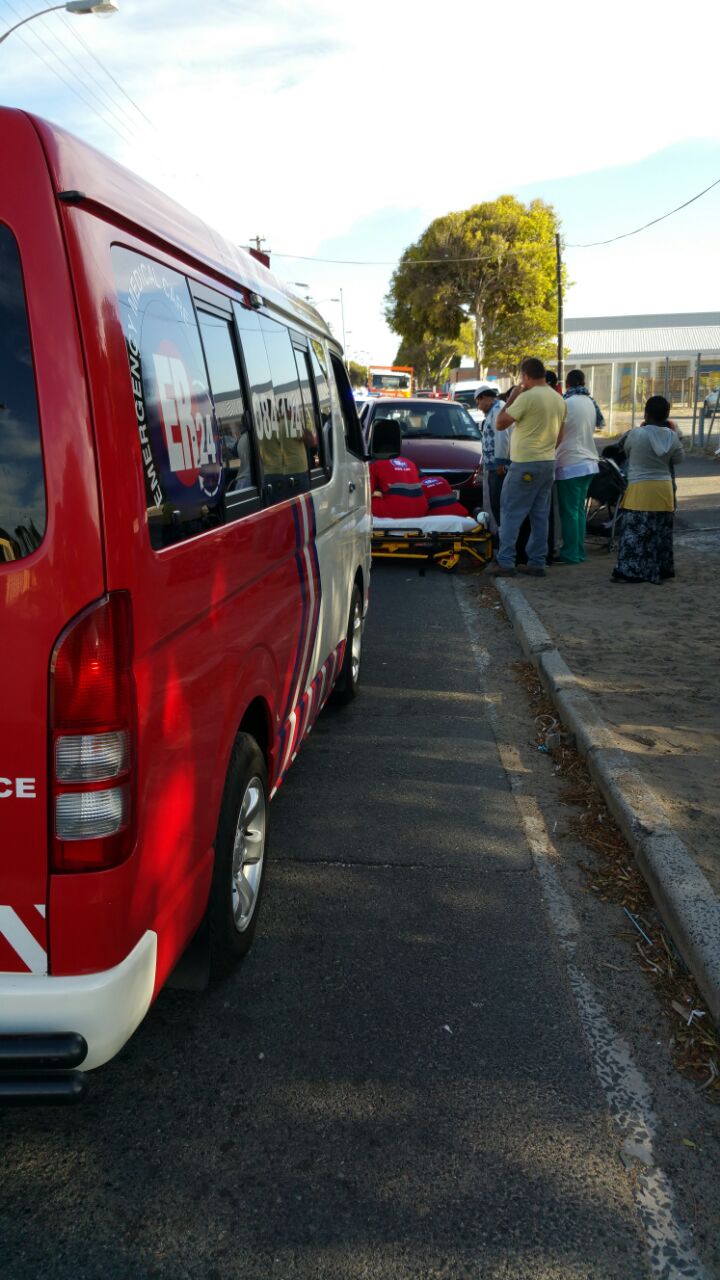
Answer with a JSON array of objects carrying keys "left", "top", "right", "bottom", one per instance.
[{"left": 555, "top": 370, "right": 601, "bottom": 564}]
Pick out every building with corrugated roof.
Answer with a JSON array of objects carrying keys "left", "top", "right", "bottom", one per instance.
[{"left": 565, "top": 312, "right": 720, "bottom": 431}]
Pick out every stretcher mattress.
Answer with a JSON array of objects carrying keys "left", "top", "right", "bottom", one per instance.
[{"left": 372, "top": 514, "right": 486, "bottom": 533}]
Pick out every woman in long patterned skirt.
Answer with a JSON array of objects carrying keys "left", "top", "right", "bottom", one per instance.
[{"left": 612, "top": 396, "right": 684, "bottom": 585}]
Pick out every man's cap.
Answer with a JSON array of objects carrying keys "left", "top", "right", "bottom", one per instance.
[{"left": 475, "top": 386, "right": 498, "bottom": 400}]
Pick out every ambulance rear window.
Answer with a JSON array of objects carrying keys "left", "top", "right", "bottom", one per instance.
[{"left": 0, "top": 225, "right": 46, "bottom": 563}]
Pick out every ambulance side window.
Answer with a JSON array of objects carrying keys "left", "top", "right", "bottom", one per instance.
[
  {"left": 292, "top": 344, "right": 326, "bottom": 484},
  {"left": 261, "top": 315, "right": 311, "bottom": 499},
  {"left": 330, "top": 352, "right": 365, "bottom": 458},
  {"left": 233, "top": 306, "right": 283, "bottom": 506},
  {"left": 196, "top": 308, "right": 259, "bottom": 518},
  {"left": 309, "top": 340, "right": 333, "bottom": 472},
  {"left": 111, "top": 246, "right": 226, "bottom": 550}
]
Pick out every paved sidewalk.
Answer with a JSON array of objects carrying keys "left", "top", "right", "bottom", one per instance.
[{"left": 501, "top": 454, "right": 720, "bottom": 901}]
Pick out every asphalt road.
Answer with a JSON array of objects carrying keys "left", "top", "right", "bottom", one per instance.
[
  {"left": 674, "top": 453, "right": 720, "bottom": 532},
  {"left": 1, "top": 565, "right": 668, "bottom": 1279}
]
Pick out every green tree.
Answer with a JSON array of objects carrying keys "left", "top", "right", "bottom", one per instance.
[
  {"left": 347, "top": 360, "right": 369, "bottom": 388},
  {"left": 385, "top": 196, "right": 563, "bottom": 375},
  {"left": 394, "top": 320, "right": 475, "bottom": 387}
]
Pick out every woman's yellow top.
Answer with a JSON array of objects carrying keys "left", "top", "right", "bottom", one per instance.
[{"left": 621, "top": 479, "right": 674, "bottom": 513}]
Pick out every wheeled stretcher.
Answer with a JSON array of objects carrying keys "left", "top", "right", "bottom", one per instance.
[{"left": 371, "top": 514, "right": 493, "bottom": 573}]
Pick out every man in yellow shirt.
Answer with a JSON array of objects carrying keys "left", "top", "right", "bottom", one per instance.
[{"left": 489, "top": 357, "right": 566, "bottom": 578}]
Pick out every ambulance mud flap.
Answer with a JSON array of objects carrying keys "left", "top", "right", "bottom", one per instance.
[{"left": 0, "top": 1033, "right": 89, "bottom": 1105}]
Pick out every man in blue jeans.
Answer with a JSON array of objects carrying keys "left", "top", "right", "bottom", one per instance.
[{"left": 488, "top": 357, "right": 566, "bottom": 578}]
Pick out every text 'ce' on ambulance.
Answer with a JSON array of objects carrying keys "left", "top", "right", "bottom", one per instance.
[{"left": 0, "top": 107, "right": 380, "bottom": 1102}]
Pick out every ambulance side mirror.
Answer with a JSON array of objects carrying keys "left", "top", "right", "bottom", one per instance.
[{"left": 369, "top": 418, "right": 402, "bottom": 460}]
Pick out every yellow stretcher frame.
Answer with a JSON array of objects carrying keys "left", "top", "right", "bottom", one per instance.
[{"left": 371, "top": 524, "right": 493, "bottom": 573}]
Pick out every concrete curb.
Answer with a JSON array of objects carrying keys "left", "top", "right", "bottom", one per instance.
[{"left": 497, "top": 579, "right": 720, "bottom": 1024}]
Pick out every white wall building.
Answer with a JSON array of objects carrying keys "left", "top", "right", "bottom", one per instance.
[{"left": 565, "top": 312, "right": 720, "bottom": 430}]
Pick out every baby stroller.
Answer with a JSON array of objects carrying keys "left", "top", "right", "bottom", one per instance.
[{"left": 585, "top": 444, "right": 627, "bottom": 550}]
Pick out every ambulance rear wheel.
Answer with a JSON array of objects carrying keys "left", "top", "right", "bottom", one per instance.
[
  {"left": 209, "top": 734, "right": 269, "bottom": 978},
  {"left": 332, "top": 582, "right": 363, "bottom": 704}
]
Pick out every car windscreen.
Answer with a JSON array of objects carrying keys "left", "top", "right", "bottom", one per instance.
[
  {"left": 0, "top": 225, "right": 46, "bottom": 563},
  {"left": 370, "top": 373, "right": 410, "bottom": 391},
  {"left": 452, "top": 389, "right": 478, "bottom": 407},
  {"left": 373, "top": 402, "right": 481, "bottom": 440}
]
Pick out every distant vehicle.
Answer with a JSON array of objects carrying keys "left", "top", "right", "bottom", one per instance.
[
  {"left": 367, "top": 364, "right": 414, "bottom": 398},
  {"left": 450, "top": 380, "right": 501, "bottom": 423},
  {"left": 363, "top": 397, "right": 484, "bottom": 513},
  {"left": 414, "top": 389, "right": 449, "bottom": 400}
]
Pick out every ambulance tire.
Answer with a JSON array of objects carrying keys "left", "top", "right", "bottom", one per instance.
[
  {"left": 208, "top": 734, "right": 269, "bottom": 978},
  {"left": 332, "top": 581, "right": 363, "bottom": 705}
]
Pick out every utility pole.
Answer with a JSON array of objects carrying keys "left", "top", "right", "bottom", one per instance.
[
  {"left": 248, "top": 235, "right": 270, "bottom": 268},
  {"left": 339, "top": 286, "right": 347, "bottom": 356},
  {"left": 555, "top": 233, "right": 564, "bottom": 389}
]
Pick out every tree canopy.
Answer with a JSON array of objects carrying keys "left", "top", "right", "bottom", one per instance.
[
  {"left": 393, "top": 321, "right": 475, "bottom": 388},
  {"left": 385, "top": 196, "right": 563, "bottom": 375},
  {"left": 347, "top": 360, "right": 369, "bottom": 388}
]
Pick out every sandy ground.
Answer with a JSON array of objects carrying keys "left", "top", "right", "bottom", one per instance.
[{"left": 505, "top": 454, "right": 720, "bottom": 897}]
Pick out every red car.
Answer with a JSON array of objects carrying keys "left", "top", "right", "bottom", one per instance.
[{"left": 362, "top": 398, "right": 484, "bottom": 513}]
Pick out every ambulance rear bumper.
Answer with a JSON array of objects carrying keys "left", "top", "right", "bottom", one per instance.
[{"left": 0, "top": 930, "right": 157, "bottom": 1072}]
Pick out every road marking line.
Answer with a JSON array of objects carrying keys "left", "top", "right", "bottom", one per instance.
[{"left": 455, "top": 576, "right": 708, "bottom": 1280}]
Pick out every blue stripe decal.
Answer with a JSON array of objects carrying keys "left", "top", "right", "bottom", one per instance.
[{"left": 282, "top": 501, "right": 308, "bottom": 725}]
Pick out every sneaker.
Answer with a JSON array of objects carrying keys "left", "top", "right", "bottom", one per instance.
[
  {"left": 487, "top": 563, "right": 516, "bottom": 578},
  {"left": 517, "top": 565, "right": 546, "bottom": 578}
]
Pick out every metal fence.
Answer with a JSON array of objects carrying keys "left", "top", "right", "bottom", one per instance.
[{"left": 572, "top": 355, "right": 720, "bottom": 445}]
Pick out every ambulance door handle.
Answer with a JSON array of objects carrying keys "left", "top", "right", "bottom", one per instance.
[{"left": 348, "top": 482, "right": 356, "bottom": 493}]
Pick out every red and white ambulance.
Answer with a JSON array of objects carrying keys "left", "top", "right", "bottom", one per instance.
[{"left": 0, "top": 108, "right": 371, "bottom": 1101}]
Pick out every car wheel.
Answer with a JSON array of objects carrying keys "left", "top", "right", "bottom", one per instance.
[
  {"left": 332, "top": 582, "right": 363, "bottom": 705},
  {"left": 208, "top": 734, "right": 268, "bottom": 978}
]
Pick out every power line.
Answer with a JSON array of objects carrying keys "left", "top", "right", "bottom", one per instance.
[
  {"left": 1, "top": 0, "right": 139, "bottom": 150},
  {"left": 15, "top": 0, "right": 149, "bottom": 147},
  {"left": 1, "top": 0, "right": 200, "bottom": 194},
  {"left": 273, "top": 171, "right": 720, "bottom": 266},
  {"left": 56, "top": 7, "right": 156, "bottom": 129},
  {"left": 566, "top": 176, "right": 720, "bottom": 247},
  {"left": 273, "top": 251, "right": 490, "bottom": 266}
]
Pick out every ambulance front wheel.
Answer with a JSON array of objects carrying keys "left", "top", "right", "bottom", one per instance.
[
  {"left": 332, "top": 581, "right": 363, "bottom": 705},
  {"left": 208, "top": 734, "right": 269, "bottom": 978}
]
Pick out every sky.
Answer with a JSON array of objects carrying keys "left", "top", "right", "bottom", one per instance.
[{"left": 2, "top": 0, "right": 720, "bottom": 363}]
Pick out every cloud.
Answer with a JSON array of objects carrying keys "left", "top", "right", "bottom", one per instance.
[{"left": 2, "top": 0, "right": 719, "bottom": 361}]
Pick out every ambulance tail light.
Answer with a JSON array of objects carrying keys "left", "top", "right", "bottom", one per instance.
[{"left": 50, "top": 594, "right": 136, "bottom": 872}]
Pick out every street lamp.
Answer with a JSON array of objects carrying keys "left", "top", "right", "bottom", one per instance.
[
  {"left": 0, "top": 1, "right": 118, "bottom": 45},
  {"left": 290, "top": 281, "right": 317, "bottom": 303},
  {"left": 289, "top": 281, "right": 346, "bottom": 356},
  {"left": 310, "top": 293, "right": 348, "bottom": 352}
]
